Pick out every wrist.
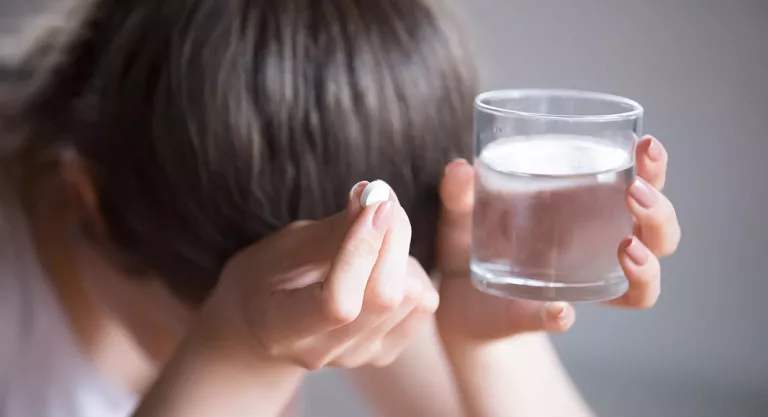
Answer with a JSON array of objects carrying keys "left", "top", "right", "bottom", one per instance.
[
  {"left": 135, "top": 320, "right": 305, "bottom": 417},
  {"left": 188, "top": 304, "right": 304, "bottom": 375}
]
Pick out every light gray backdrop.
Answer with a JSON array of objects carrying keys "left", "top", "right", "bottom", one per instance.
[{"left": 2, "top": 0, "right": 766, "bottom": 416}]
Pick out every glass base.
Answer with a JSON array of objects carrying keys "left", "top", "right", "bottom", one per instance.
[{"left": 470, "top": 265, "right": 628, "bottom": 303}]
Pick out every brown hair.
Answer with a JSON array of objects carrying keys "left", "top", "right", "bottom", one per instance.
[{"left": 2, "top": 0, "right": 476, "bottom": 305}]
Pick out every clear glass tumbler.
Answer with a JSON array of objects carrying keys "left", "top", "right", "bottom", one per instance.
[{"left": 471, "top": 89, "right": 643, "bottom": 302}]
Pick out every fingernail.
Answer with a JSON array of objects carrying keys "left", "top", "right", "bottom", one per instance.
[
  {"left": 372, "top": 201, "right": 394, "bottom": 232},
  {"left": 630, "top": 179, "right": 656, "bottom": 209},
  {"left": 445, "top": 158, "right": 469, "bottom": 175},
  {"left": 349, "top": 181, "right": 369, "bottom": 202},
  {"left": 647, "top": 137, "right": 663, "bottom": 162},
  {"left": 624, "top": 236, "right": 649, "bottom": 266}
]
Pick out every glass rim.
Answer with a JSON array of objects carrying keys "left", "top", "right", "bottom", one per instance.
[{"left": 475, "top": 89, "right": 644, "bottom": 121}]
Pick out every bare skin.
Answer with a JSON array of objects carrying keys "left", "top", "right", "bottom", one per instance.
[{"left": 26, "top": 135, "right": 679, "bottom": 417}]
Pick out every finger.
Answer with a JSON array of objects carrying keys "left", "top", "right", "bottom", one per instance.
[
  {"left": 328, "top": 257, "right": 429, "bottom": 357},
  {"left": 501, "top": 299, "right": 575, "bottom": 335},
  {"left": 270, "top": 198, "right": 394, "bottom": 339},
  {"left": 330, "top": 281, "right": 420, "bottom": 369},
  {"left": 254, "top": 182, "right": 381, "bottom": 342},
  {"left": 626, "top": 178, "right": 681, "bottom": 257},
  {"left": 327, "top": 290, "right": 416, "bottom": 368},
  {"left": 370, "top": 305, "right": 435, "bottom": 367},
  {"left": 540, "top": 302, "right": 577, "bottom": 333},
  {"left": 320, "top": 199, "right": 395, "bottom": 326},
  {"left": 331, "top": 258, "right": 438, "bottom": 368},
  {"left": 635, "top": 135, "right": 668, "bottom": 190},
  {"left": 362, "top": 185, "right": 411, "bottom": 313},
  {"left": 606, "top": 237, "right": 661, "bottom": 309},
  {"left": 284, "top": 181, "right": 383, "bottom": 322},
  {"left": 371, "top": 275, "right": 440, "bottom": 367},
  {"left": 437, "top": 159, "right": 475, "bottom": 278}
]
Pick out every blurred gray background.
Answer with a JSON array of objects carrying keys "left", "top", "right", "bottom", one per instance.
[{"left": 2, "top": 0, "right": 766, "bottom": 416}]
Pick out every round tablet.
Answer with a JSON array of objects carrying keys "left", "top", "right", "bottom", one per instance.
[{"left": 360, "top": 180, "right": 391, "bottom": 207}]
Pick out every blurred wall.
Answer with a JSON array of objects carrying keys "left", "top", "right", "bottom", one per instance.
[
  {"left": 2, "top": 0, "right": 766, "bottom": 416},
  {"left": 0, "top": 0, "right": 60, "bottom": 62}
]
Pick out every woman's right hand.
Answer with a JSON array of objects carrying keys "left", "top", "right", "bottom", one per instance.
[{"left": 196, "top": 181, "right": 439, "bottom": 371}]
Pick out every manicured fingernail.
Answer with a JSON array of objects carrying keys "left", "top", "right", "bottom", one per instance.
[
  {"left": 624, "top": 236, "right": 649, "bottom": 266},
  {"left": 445, "top": 158, "right": 469, "bottom": 175},
  {"left": 630, "top": 179, "right": 656, "bottom": 209},
  {"left": 349, "top": 181, "right": 369, "bottom": 202},
  {"left": 372, "top": 201, "right": 394, "bottom": 232},
  {"left": 647, "top": 137, "right": 663, "bottom": 162}
]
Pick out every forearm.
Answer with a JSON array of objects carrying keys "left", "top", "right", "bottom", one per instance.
[
  {"left": 440, "top": 332, "right": 593, "bottom": 417},
  {"left": 133, "top": 331, "right": 304, "bottom": 417},
  {"left": 346, "top": 319, "right": 464, "bottom": 417}
]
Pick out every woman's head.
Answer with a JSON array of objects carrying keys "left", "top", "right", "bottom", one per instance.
[{"left": 4, "top": 0, "right": 476, "bottom": 305}]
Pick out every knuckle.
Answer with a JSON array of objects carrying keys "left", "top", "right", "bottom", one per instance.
[
  {"left": 329, "top": 358, "right": 352, "bottom": 369},
  {"left": 297, "top": 355, "right": 326, "bottom": 371},
  {"left": 659, "top": 215, "right": 682, "bottom": 257},
  {"left": 657, "top": 237, "right": 680, "bottom": 258},
  {"left": 403, "top": 279, "right": 422, "bottom": 303},
  {"left": 366, "top": 286, "right": 403, "bottom": 312},
  {"left": 650, "top": 198, "right": 677, "bottom": 230},
  {"left": 262, "top": 339, "right": 282, "bottom": 358},
  {"left": 632, "top": 290, "right": 660, "bottom": 309},
  {"left": 347, "top": 235, "right": 382, "bottom": 260},
  {"left": 332, "top": 346, "right": 378, "bottom": 369},
  {"left": 286, "top": 220, "right": 312, "bottom": 231},
  {"left": 321, "top": 296, "right": 361, "bottom": 325},
  {"left": 371, "top": 354, "right": 396, "bottom": 368},
  {"left": 646, "top": 209, "right": 668, "bottom": 230},
  {"left": 630, "top": 263, "right": 658, "bottom": 291},
  {"left": 627, "top": 277, "right": 660, "bottom": 309},
  {"left": 664, "top": 200, "right": 679, "bottom": 223},
  {"left": 420, "top": 291, "right": 440, "bottom": 314}
]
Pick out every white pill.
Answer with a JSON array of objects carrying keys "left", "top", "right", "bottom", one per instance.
[{"left": 360, "top": 180, "right": 391, "bottom": 207}]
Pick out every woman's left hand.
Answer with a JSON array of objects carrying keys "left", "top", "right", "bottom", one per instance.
[{"left": 435, "top": 135, "right": 681, "bottom": 341}]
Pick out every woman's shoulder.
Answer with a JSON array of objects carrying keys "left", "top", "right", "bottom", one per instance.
[
  {"left": 0, "top": 183, "right": 62, "bottom": 386},
  {"left": 0, "top": 186, "right": 137, "bottom": 416},
  {"left": 0, "top": 185, "right": 37, "bottom": 372},
  {"left": 0, "top": 184, "right": 31, "bottom": 401}
]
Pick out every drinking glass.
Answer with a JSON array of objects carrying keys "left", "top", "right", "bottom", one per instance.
[{"left": 471, "top": 89, "right": 643, "bottom": 302}]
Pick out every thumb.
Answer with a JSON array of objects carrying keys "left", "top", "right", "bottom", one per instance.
[
  {"left": 436, "top": 159, "right": 475, "bottom": 278},
  {"left": 274, "top": 187, "right": 395, "bottom": 336}
]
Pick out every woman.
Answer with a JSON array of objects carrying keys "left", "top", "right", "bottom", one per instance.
[{"left": 0, "top": 0, "right": 681, "bottom": 416}]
